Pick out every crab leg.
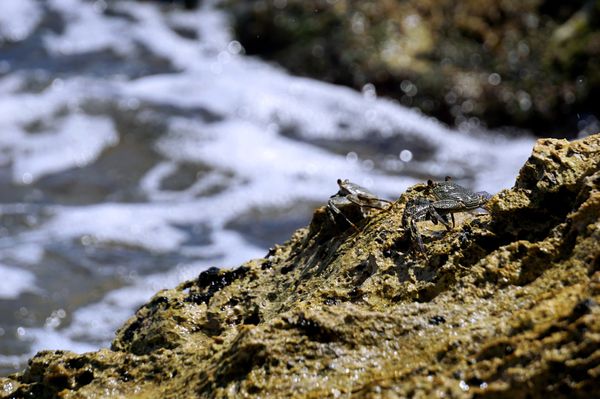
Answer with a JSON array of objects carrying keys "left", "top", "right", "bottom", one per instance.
[
  {"left": 345, "top": 194, "right": 390, "bottom": 211},
  {"left": 327, "top": 203, "right": 360, "bottom": 231},
  {"left": 433, "top": 202, "right": 456, "bottom": 228},
  {"left": 409, "top": 218, "right": 426, "bottom": 253}
]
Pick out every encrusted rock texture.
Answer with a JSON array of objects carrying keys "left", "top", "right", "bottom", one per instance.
[
  {"left": 2, "top": 134, "right": 599, "bottom": 398},
  {"left": 225, "top": 0, "right": 600, "bottom": 135}
]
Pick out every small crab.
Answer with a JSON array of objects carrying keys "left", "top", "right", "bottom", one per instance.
[
  {"left": 401, "top": 197, "right": 449, "bottom": 253},
  {"left": 402, "top": 176, "right": 491, "bottom": 252},
  {"left": 327, "top": 179, "right": 391, "bottom": 231}
]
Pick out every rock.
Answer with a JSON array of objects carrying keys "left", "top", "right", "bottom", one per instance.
[
  {"left": 2, "top": 134, "right": 599, "bottom": 398},
  {"left": 224, "top": 1, "right": 600, "bottom": 136}
]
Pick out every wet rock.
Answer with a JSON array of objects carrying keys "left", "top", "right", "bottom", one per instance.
[
  {"left": 2, "top": 134, "right": 599, "bottom": 398},
  {"left": 224, "top": 1, "right": 600, "bottom": 136}
]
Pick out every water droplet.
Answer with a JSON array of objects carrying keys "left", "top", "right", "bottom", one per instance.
[
  {"left": 517, "top": 91, "right": 531, "bottom": 111},
  {"left": 488, "top": 73, "right": 501, "bottom": 86},
  {"left": 311, "top": 44, "right": 324, "bottom": 58},
  {"left": 81, "top": 235, "right": 94, "bottom": 246},
  {"left": 459, "top": 380, "right": 470, "bottom": 392},
  {"left": 362, "top": 83, "right": 377, "bottom": 100},
  {"left": 45, "top": 315, "right": 60, "bottom": 329},
  {"left": 227, "top": 40, "right": 243, "bottom": 55},
  {"left": 218, "top": 51, "right": 231, "bottom": 64},
  {"left": 21, "top": 172, "right": 33, "bottom": 185},
  {"left": 445, "top": 91, "right": 457, "bottom": 105},
  {"left": 400, "top": 80, "right": 418, "bottom": 97},
  {"left": 399, "top": 150, "right": 413, "bottom": 162},
  {"left": 461, "top": 100, "right": 474, "bottom": 113},
  {"left": 3, "top": 381, "right": 14, "bottom": 393},
  {"left": 524, "top": 14, "right": 539, "bottom": 29}
]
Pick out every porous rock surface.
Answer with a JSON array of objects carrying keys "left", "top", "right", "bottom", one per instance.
[{"left": 2, "top": 134, "right": 599, "bottom": 398}]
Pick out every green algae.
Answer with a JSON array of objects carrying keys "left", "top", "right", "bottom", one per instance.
[{"left": 2, "top": 134, "right": 599, "bottom": 398}]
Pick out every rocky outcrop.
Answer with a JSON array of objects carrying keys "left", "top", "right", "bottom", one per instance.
[
  {"left": 225, "top": 1, "right": 600, "bottom": 136},
  {"left": 2, "top": 134, "right": 599, "bottom": 398}
]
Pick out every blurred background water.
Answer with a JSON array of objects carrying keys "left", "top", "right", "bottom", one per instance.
[{"left": 0, "top": 0, "right": 544, "bottom": 375}]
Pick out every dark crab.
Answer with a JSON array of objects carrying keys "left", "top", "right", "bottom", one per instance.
[
  {"left": 402, "top": 176, "right": 491, "bottom": 252},
  {"left": 327, "top": 179, "right": 391, "bottom": 230}
]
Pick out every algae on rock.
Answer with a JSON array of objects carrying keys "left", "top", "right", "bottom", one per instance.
[{"left": 2, "top": 134, "right": 599, "bottom": 398}]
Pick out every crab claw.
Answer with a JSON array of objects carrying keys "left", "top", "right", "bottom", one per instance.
[
  {"left": 475, "top": 191, "right": 492, "bottom": 202},
  {"left": 475, "top": 191, "right": 492, "bottom": 211}
]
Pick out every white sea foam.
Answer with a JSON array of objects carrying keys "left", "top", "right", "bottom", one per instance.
[
  {"left": 0, "top": 80, "right": 69, "bottom": 127},
  {"left": 0, "top": 263, "right": 37, "bottom": 299},
  {"left": 11, "top": 114, "right": 119, "bottom": 184},
  {"left": 0, "top": 74, "right": 26, "bottom": 94},
  {"left": 0, "top": 79, "right": 120, "bottom": 184},
  {"left": 44, "top": 203, "right": 189, "bottom": 253},
  {"left": 45, "top": 0, "right": 134, "bottom": 55},
  {"left": 0, "top": 243, "right": 45, "bottom": 265},
  {"left": 0, "top": 0, "right": 42, "bottom": 42},
  {"left": 124, "top": 62, "right": 534, "bottom": 197}
]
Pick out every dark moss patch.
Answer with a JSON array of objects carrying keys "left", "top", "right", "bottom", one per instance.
[
  {"left": 288, "top": 314, "right": 338, "bottom": 344},
  {"left": 185, "top": 266, "right": 249, "bottom": 305}
]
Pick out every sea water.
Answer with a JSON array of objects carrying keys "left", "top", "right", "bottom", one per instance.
[{"left": 0, "top": 0, "right": 535, "bottom": 375}]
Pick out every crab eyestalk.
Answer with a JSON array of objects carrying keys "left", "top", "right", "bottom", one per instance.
[{"left": 326, "top": 179, "right": 389, "bottom": 232}]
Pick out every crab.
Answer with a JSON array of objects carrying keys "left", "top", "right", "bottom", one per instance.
[
  {"left": 402, "top": 176, "right": 491, "bottom": 252},
  {"left": 327, "top": 179, "right": 391, "bottom": 231}
]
